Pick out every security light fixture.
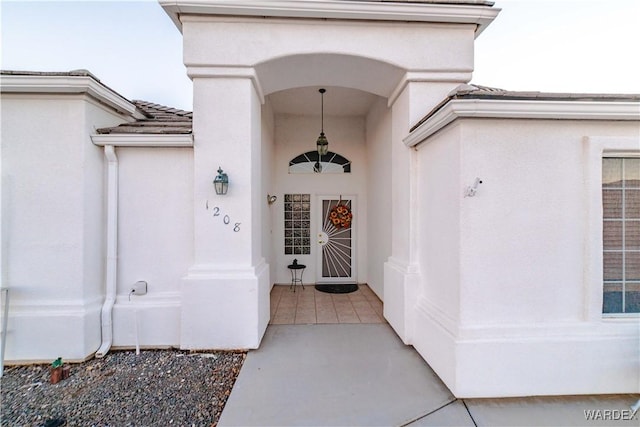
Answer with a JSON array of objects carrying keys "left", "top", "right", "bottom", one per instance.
[
  {"left": 213, "top": 167, "right": 229, "bottom": 195},
  {"left": 316, "top": 88, "right": 329, "bottom": 159}
]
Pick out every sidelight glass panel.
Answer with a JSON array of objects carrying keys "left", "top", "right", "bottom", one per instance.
[{"left": 284, "top": 194, "right": 311, "bottom": 255}]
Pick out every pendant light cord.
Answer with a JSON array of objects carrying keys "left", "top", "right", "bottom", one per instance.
[{"left": 320, "top": 88, "right": 326, "bottom": 134}]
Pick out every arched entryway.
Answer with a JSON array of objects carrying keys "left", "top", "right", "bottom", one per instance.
[
  {"left": 179, "top": 11, "right": 476, "bottom": 350},
  {"left": 254, "top": 53, "right": 403, "bottom": 304},
  {"left": 251, "top": 53, "right": 400, "bottom": 326}
]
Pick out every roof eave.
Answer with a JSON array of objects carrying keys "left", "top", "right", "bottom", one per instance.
[
  {"left": 0, "top": 73, "right": 141, "bottom": 118},
  {"left": 404, "top": 98, "right": 640, "bottom": 148},
  {"left": 160, "top": 0, "right": 500, "bottom": 37}
]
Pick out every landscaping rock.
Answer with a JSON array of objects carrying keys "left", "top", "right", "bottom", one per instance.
[{"left": 0, "top": 349, "right": 245, "bottom": 426}]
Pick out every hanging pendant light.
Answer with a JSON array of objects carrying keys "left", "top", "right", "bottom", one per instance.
[{"left": 316, "top": 88, "right": 329, "bottom": 158}]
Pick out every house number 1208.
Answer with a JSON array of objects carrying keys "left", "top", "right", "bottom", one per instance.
[{"left": 208, "top": 203, "right": 240, "bottom": 232}]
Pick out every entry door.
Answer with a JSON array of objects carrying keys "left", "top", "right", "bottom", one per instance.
[{"left": 316, "top": 196, "right": 356, "bottom": 283}]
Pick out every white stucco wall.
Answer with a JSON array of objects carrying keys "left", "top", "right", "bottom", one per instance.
[
  {"left": 262, "top": 99, "right": 276, "bottom": 288},
  {"left": 413, "top": 123, "right": 462, "bottom": 385},
  {"left": 1, "top": 93, "right": 128, "bottom": 361},
  {"left": 180, "top": 77, "right": 269, "bottom": 350},
  {"left": 412, "top": 117, "right": 640, "bottom": 397},
  {"left": 182, "top": 16, "right": 475, "bottom": 97},
  {"left": 384, "top": 82, "right": 463, "bottom": 344},
  {"left": 365, "top": 97, "right": 392, "bottom": 299},
  {"left": 111, "top": 147, "right": 193, "bottom": 348},
  {"left": 272, "top": 114, "right": 368, "bottom": 285}
]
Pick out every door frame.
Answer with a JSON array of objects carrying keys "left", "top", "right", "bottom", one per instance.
[{"left": 315, "top": 194, "right": 357, "bottom": 284}]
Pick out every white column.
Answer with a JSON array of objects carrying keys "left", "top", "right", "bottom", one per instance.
[
  {"left": 384, "top": 79, "right": 460, "bottom": 344},
  {"left": 384, "top": 83, "right": 420, "bottom": 344},
  {"left": 181, "top": 75, "right": 270, "bottom": 350}
]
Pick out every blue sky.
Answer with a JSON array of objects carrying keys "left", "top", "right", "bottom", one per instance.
[{"left": 2, "top": 0, "right": 638, "bottom": 111}]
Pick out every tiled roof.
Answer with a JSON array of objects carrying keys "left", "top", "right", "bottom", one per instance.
[
  {"left": 2, "top": 69, "right": 101, "bottom": 79},
  {"left": 448, "top": 83, "right": 640, "bottom": 101},
  {"left": 380, "top": 0, "right": 494, "bottom": 4},
  {"left": 97, "top": 100, "right": 192, "bottom": 135},
  {"left": 1, "top": 70, "right": 192, "bottom": 132},
  {"left": 411, "top": 84, "right": 640, "bottom": 132},
  {"left": 1, "top": 69, "right": 138, "bottom": 115}
]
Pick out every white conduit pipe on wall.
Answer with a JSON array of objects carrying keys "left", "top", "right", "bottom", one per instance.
[{"left": 96, "top": 145, "right": 118, "bottom": 358}]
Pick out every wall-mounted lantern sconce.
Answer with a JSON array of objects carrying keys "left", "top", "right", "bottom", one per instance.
[
  {"left": 213, "top": 167, "right": 229, "bottom": 195},
  {"left": 267, "top": 194, "right": 277, "bottom": 205}
]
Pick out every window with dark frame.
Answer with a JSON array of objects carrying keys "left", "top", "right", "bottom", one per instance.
[
  {"left": 602, "top": 157, "right": 640, "bottom": 314},
  {"left": 284, "top": 194, "right": 311, "bottom": 255},
  {"left": 288, "top": 151, "right": 351, "bottom": 174}
]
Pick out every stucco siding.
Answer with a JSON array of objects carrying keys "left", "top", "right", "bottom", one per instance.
[
  {"left": 411, "top": 117, "right": 640, "bottom": 397},
  {"left": 413, "top": 122, "right": 463, "bottom": 388},
  {"left": 365, "top": 97, "right": 392, "bottom": 299},
  {"left": 261, "top": 99, "right": 276, "bottom": 288},
  {"left": 111, "top": 147, "right": 193, "bottom": 348},
  {"left": 1, "top": 93, "right": 127, "bottom": 361},
  {"left": 459, "top": 118, "right": 640, "bottom": 326}
]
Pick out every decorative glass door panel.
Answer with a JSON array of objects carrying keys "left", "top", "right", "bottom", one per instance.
[{"left": 317, "top": 196, "right": 356, "bottom": 283}]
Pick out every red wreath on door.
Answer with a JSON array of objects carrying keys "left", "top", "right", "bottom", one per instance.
[{"left": 329, "top": 200, "right": 353, "bottom": 229}]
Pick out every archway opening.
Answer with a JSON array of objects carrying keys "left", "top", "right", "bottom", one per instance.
[
  {"left": 256, "top": 53, "right": 400, "bottom": 325},
  {"left": 261, "top": 85, "right": 392, "bottom": 325}
]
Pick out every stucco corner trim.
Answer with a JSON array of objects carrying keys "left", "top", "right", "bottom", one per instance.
[
  {"left": 404, "top": 99, "right": 640, "bottom": 148},
  {"left": 387, "top": 70, "right": 474, "bottom": 108},
  {"left": 91, "top": 134, "right": 194, "bottom": 147},
  {"left": 186, "top": 65, "right": 265, "bottom": 104},
  {"left": 415, "top": 295, "right": 458, "bottom": 339}
]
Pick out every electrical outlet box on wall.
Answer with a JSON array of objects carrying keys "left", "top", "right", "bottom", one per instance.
[{"left": 131, "top": 281, "right": 147, "bottom": 296}]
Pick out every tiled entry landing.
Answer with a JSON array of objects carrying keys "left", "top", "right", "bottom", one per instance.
[{"left": 270, "top": 284, "right": 385, "bottom": 324}]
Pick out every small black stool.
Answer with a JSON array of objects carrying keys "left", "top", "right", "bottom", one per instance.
[{"left": 287, "top": 263, "right": 306, "bottom": 292}]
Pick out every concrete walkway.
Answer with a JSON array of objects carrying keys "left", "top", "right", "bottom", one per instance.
[{"left": 219, "top": 324, "right": 639, "bottom": 427}]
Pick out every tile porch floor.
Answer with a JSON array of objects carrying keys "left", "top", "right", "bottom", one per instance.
[{"left": 270, "top": 284, "right": 385, "bottom": 325}]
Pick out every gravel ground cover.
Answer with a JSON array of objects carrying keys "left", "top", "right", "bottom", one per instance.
[{"left": 1, "top": 349, "right": 246, "bottom": 427}]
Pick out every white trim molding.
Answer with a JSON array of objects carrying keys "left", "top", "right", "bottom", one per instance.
[
  {"left": 186, "top": 65, "right": 265, "bottom": 104},
  {"left": 0, "top": 74, "right": 140, "bottom": 117},
  {"left": 405, "top": 99, "right": 640, "bottom": 148},
  {"left": 387, "top": 70, "right": 474, "bottom": 108},
  {"left": 583, "top": 136, "right": 640, "bottom": 322},
  {"left": 160, "top": 0, "right": 500, "bottom": 36},
  {"left": 91, "top": 134, "right": 194, "bottom": 147}
]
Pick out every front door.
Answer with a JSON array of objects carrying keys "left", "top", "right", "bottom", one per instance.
[{"left": 316, "top": 196, "right": 356, "bottom": 283}]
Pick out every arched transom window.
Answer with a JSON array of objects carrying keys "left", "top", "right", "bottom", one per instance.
[{"left": 288, "top": 151, "right": 351, "bottom": 174}]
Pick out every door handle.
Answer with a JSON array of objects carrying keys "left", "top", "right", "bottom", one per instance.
[{"left": 318, "top": 240, "right": 325, "bottom": 244}]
